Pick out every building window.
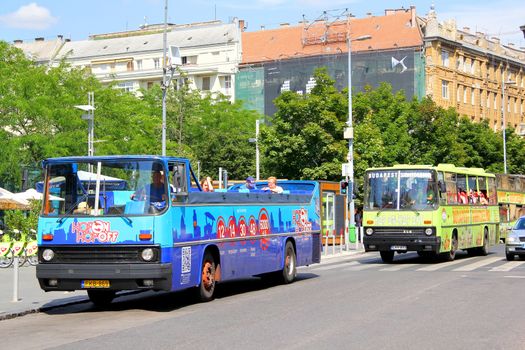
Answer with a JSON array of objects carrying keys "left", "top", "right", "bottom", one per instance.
[
  {"left": 154, "top": 58, "right": 160, "bottom": 69},
  {"left": 137, "top": 60, "right": 143, "bottom": 70},
  {"left": 494, "top": 95, "right": 497, "bottom": 110},
  {"left": 487, "top": 93, "right": 490, "bottom": 108},
  {"left": 202, "top": 76, "right": 211, "bottom": 91},
  {"left": 116, "top": 81, "right": 134, "bottom": 92},
  {"left": 441, "top": 50, "right": 449, "bottom": 67},
  {"left": 457, "top": 85, "right": 461, "bottom": 102},
  {"left": 470, "top": 60, "right": 476, "bottom": 75},
  {"left": 514, "top": 98, "right": 518, "bottom": 113},
  {"left": 126, "top": 61, "right": 133, "bottom": 71},
  {"left": 463, "top": 88, "right": 467, "bottom": 104},
  {"left": 456, "top": 56, "right": 463, "bottom": 71},
  {"left": 471, "top": 88, "right": 475, "bottom": 105},
  {"left": 441, "top": 80, "right": 449, "bottom": 100},
  {"left": 181, "top": 56, "right": 188, "bottom": 65}
]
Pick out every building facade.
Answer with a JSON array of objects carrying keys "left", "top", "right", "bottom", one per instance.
[
  {"left": 419, "top": 7, "right": 525, "bottom": 135},
  {"left": 237, "top": 7, "right": 425, "bottom": 116},
  {"left": 14, "top": 20, "right": 242, "bottom": 101}
]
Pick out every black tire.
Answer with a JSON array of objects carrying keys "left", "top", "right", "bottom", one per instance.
[
  {"left": 506, "top": 252, "right": 515, "bottom": 261},
  {"left": 282, "top": 241, "right": 297, "bottom": 284},
  {"left": 199, "top": 251, "right": 216, "bottom": 302},
  {"left": 380, "top": 251, "right": 394, "bottom": 263},
  {"left": 444, "top": 234, "right": 458, "bottom": 261},
  {"left": 16, "top": 251, "right": 27, "bottom": 267},
  {"left": 87, "top": 290, "right": 116, "bottom": 307},
  {"left": 0, "top": 250, "right": 14, "bottom": 268},
  {"left": 478, "top": 228, "right": 489, "bottom": 256}
]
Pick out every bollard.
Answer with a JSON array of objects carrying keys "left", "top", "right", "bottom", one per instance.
[
  {"left": 12, "top": 255, "right": 20, "bottom": 302},
  {"left": 340, "top": 234, "right": 343, "bottom": 253},
  {"left": 331, "top": 230, "right": 336, "bottom": 255}
]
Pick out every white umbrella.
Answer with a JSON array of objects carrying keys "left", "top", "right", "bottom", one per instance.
[
  {"left": 13, "top": 188, "right": 63, "bottom": 202},
  {"left": 0, "top": 187, "right": 30, "bottom": 210}
]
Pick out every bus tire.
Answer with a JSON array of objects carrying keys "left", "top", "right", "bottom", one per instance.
[
  {"left": 478, "top": 228, "right": 489, "bottom": 256},
  {"left": 444, "top": 233, "right": 458, "bottom": 261},
  {"left": 380, "top": 251, "right": 394, "bottom": 263},
  {"left": 199, "top": 251, "right": 216, "bottom": 302},
  {"left": 282, "top": 241, "right": 297, "bottom": 284},
  {"left": 88, "top": 290, "right": 116, "bottom": 307},
  {"left": 506, "top": 252, "right": 515, "bottom": 261}
]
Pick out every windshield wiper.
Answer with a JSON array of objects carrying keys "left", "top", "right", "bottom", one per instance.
[{"left": 57, "top": 193, "right": 89, "bottom": 224}]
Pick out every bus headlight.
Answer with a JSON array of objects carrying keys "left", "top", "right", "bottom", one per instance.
[
  {"left": 425, "top": 228, "right": 433, "bottom": 236},
  {"left": 42, "top": 249, "right": 55, "bottom": 262},
  {"left": 141, "top": 248, "right": 155, "bottom": 262},
  {"left": 365, "top": 228, "right": 374, "bottom": 236}
]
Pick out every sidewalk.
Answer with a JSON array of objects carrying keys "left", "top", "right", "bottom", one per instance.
[{"left": 0, "top": 246, "right": 364, "bottom": 321}]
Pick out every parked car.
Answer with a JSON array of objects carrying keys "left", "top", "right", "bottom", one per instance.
[{"left": 505, "top": 216, "right": 525, "bottom": 261}]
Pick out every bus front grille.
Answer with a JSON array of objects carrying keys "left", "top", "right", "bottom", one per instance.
[{"left": 39, "top": 245, "right": 159, "bottom": 264}]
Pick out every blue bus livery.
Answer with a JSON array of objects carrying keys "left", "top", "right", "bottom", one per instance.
[{"left": 36, "top": 156, "right": 321, "bottom": 305}]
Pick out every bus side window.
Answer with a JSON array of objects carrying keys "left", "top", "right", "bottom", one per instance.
[
  {"left": 169, "top": 162, "right": 187, "bottom": 194},
  {"left": 444, "top": 172, "right": 458, "bottom": 204},
  {"left": 437, "top": 172, "right": 446, "bottom": 204}
]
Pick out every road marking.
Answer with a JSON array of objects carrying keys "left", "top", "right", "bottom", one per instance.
[
  {"left": 490, "top": 261, "right": 525, "bottom": 272},
  {"left": 503, "top": 275, "right": 525, "bottom": 279},
  {"left": 380, "top": 264, "right": 418, "bottom": 271},
  {"left": 416, "top": 258, "right": 471, "bottom": 271},
  {"left": 453, "top": 257, "right": 502, "bottom": 272},
  {"left": 344, "top": 263, "right": 379, "bottom": 271},
  {"left": 314, "top": 261, "right": 359, "bottom": 271}
]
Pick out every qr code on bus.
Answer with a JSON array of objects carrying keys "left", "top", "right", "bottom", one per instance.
[{"left": 181, "top": 246, "right": 191, "bottom": 273}]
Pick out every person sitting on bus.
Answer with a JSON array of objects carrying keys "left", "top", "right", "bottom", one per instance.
[
  {"left": 263, "top": 176, "right": 283, "bottom": 194},
  {"left": 478, "top": 191, "right": 488, "bottom": 205},
  {"left": 239, "top": 176, "right": 256, "bottom": 191},
  {"left": 458, "top": 189, "right": 468, "bottom": 204},
  {"left": 426, "top": 185, "right": 436, "bottom": 204},
  {"left": 200, "top": 177, "right": 214, "bottom": 192}
]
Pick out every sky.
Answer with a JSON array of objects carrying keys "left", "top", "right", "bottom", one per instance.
[{"left": 0, "top": 0, "right": 524, "bottom": 47}]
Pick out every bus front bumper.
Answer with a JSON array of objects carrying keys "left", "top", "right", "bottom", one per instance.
[
  {"left": 36, "top": 263, "right": 172, "bottom": 292},
  {"left": 363, "top": 236, "right": 441, "bottom": 253}
]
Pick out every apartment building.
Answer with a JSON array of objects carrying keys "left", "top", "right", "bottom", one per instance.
[
  {"left": 420, "top": 7, "right": 525, "bottom": 135},
  {"left": 14, "top": 20, "right": 242, "bottom": 101},
  {"left": 238, "top": 7, "right": 425, "bottom": 116}
]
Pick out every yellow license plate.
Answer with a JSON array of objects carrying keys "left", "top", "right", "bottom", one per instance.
[{"left": 82, "top": 280, "right": 110, "bottom": 288}]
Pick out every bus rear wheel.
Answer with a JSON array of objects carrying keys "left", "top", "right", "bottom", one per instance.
[
  {"left": 199, "top": 252, "right": 216, "bottom": 302},
  {"left": 478, "top": 228, "right": 489, "bottom": 256},
  {"left": 380, "top": 251, "right": 394, "bottom": 263}
]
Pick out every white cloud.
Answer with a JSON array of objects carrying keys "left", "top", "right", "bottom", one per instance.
[{"left": 0, "top": 3, "right": 58, "bottom": 30}]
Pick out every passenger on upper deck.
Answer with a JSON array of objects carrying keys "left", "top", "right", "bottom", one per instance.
[
  {"left": 200, "top": 177, "right": 214, "bottom": 192},
  {"left": 239, "top": 176, "right": 256, "bottom": 191},
  {"left": 263, "top": 176, "right": 283, "bottom": 194}
]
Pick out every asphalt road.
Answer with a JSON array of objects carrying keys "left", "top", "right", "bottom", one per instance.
[{"left": 1, "top": 244, "right": 524, "bottom": 350}]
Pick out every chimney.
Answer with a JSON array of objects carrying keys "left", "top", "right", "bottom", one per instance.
[
  {"left": 366, "top": 12, "right": 372, "bottom": 17},
  {"left": 13, "top": 39, "right": 23, "bottom": 44},
  {"left": 65, "top": 38, "right": 71, "bottom": 42},
  {"left": 35, "top": 37, "right": 44, "bottom": 41},
  {"left": 280, "top": 22, "right": 290, "bottom": 27},
  {"left": 238, "top": 19, "right": 246, "bottom": 31},
  {"left": 57, "top": 34, "right": 63, "bottom": 41},
  {"left": 410, "top": 5, "right": 416, "bottom": 27},
  {"left": 260, "top": 25, "right": 265, "bottom": 31},
  {"left": 463, "top": 27, "right": 470, "bottom": 33}
]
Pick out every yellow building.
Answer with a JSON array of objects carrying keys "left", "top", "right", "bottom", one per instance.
[{"left": 420, "top": 8, "right": 525, "bottom": 135}]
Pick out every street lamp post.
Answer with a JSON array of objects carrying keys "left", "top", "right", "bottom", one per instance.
[
  {"left": 345, "top": 34, "right": 371, "bottom": 249},
  {"left": 249, "top": 119, "right": 260, "bottom": 180},
  {"left": 75, "top": 92, "right": 95, "bottom": 156},
  {"left": 501, "top": 71, "right": 516, "bottom": 174},
  {"left": 161, "top": 0, "right": 168, "bottom": 156}
]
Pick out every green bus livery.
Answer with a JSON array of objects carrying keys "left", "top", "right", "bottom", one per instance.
[
  {"left": 362, "top": 164, "right": 499, "bottom": 263},
  {"left": 496, "top": 173, "right": 525, "bottom": 242}
]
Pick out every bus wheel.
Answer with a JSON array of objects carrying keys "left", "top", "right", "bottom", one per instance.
[
  {"left": 506, "top": 252, "right": 515, "bottom": 261},
  {"left": 199, "top": 252, "right": 216, "bottom": 302},
  {"left": 444, "top": 234, "right": 458, "bottom": 261},
  {"left": 380, "top": 251, "right": 394, "bottom": 263},
  {"left": 478, "top": 228, "right": 489, "bottom": 256},
  {"left": 282, "top": 241, "right": 297, "bottom": 284},
  {"left": 87, "top": 290, "right": 116, "bottom": 307}
]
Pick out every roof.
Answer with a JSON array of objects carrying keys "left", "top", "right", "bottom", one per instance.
[
  {"left": 13, "top": 38, "right": 64, "bottom": 63},
  {"left": 242, "top": 8, "right": 423, "bottom": 64},
  {"left": 58, "top": 21, "right": 239, "bottom": 60}
]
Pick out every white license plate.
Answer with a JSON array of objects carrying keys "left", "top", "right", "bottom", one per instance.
[
  {"left": 391, "top": 245, "right": 407, "bottom": 251},
  {"left": 509, "top": 247, "right": 516, "bottom": 252}
]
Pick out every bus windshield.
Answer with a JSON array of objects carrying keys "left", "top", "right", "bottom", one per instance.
[
  {"left": 364, "top": 169, "right": 438, "bottom": 211},
  {"left": 42, "top": 160, "right": 168, "bottom": 217}
]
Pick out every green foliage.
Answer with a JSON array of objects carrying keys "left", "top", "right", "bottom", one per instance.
[{"left": 3, "top": 201, "right": 40, "bottom": 240}]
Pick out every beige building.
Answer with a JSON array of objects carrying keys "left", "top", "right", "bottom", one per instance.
[
  {"left": 420, "top": 7, "right": 525, "bottom": 135},
  {"left": 14, "top": 20, "right": 242, "bottom": 101}
]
